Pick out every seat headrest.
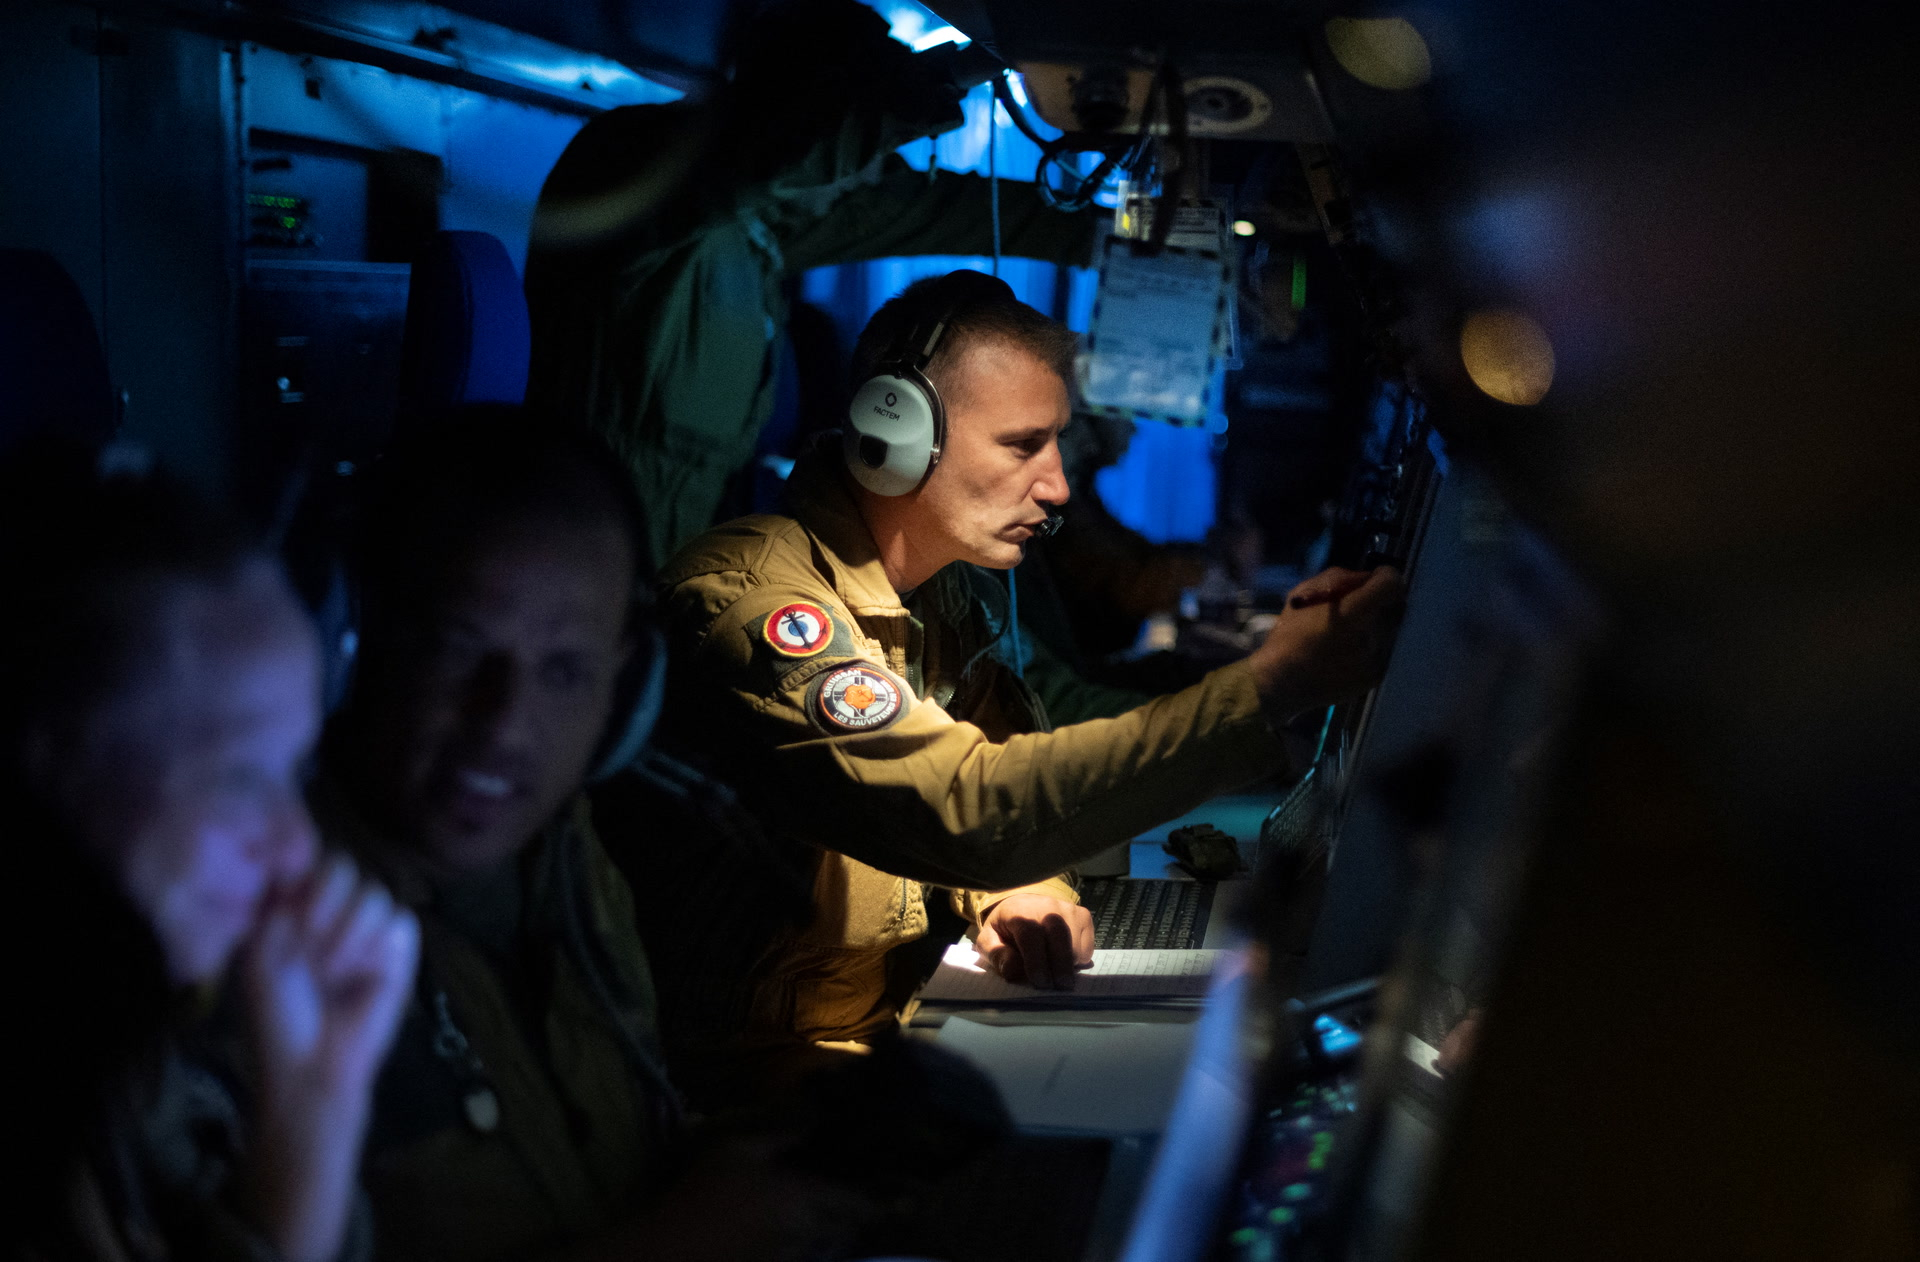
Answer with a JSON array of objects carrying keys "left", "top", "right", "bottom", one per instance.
[
  {"left": 0, "top": 250, "right": 115, "bottom": 458},
  {"left": 398, "top": 230, "right": 530, "bottom": 417}
]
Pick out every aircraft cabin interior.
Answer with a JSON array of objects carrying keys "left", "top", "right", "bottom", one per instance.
[{"left": 3, "top": 1, "right": 1916, "bottom": 1261}]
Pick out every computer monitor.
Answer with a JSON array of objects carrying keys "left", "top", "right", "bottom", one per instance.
[
  {"left": 1115, "top": 446, "right": 1601, "bottom": 1262},
  {"left": 1298, "top": 453, "right": 1529, "bottom": 993}
]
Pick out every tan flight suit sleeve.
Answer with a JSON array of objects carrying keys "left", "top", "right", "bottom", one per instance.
[
  {"left": 950, "top": 874, "right": 1080, "bottom": 928},
  {"left": 679, "top": 584, "right": 1288, "bottom": 892}
]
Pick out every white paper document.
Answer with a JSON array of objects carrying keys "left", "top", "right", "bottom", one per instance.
[
  {"left": 917, "top": 942, "right": 1219, "bottom": 1004},
  {"left": 937, "top": 1016, "right": 1200, "bottom": 1134},
  {"left": 1078, "top": 237, "right": 1229, "bottom": 424},
  {"left": 1405, "top": 1034, "right": 1443, "bottom": 1078}
]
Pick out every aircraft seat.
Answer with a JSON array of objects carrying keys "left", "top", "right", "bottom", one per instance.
[
  {"left": 298, "top": 230, "right": 528, "bottom": 710},
  {"left": 398, "top": 230, "right": 530, "bottom": 418},
  {"left": 0, "top": 249, "right": 116, "bottom": 459}
]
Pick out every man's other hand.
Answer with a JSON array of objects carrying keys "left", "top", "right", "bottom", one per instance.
[
  {"left": 242, "top": 854, "right": 418, "bottom": 1262},
  {"left": 977, "top": 895, "right": 1095, "bottom": 989},
  {"left": 1248, "top": 566, "right": 1406, "bottom": 723},
  {"left": 247, "top": 854, "right": 419, "bottom": 1097}
]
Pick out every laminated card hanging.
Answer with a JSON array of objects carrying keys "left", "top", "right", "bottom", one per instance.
[{"left": 1078, "top": 235, "right": 1233, "bottom": 426}]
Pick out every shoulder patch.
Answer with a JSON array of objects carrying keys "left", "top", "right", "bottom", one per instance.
[
  {"left": 808, "top": 663, "right": 907, "bottom": 734},
  {"left": 762, "top": 601, "right": 834, "bottom": 658}
]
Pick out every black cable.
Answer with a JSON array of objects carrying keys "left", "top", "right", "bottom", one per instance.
[
  {"left": 1123, "top": 63, "right": 1166, "bottom": 181},
  {"left": 1035, "top": 138, "right": 1103, "bottom": 212},
  {"left": 992, "top": 73, "right": 1050, "bottom": 149},
  {"left": 1014, "top": 60, "right": 1179, "bottom": 216},
  {"left": 989, "top": 85, "right": 1001, "bottom": 276},
  {"left": 1147, "top": 61, "right": 1188, "bottom": 255}
]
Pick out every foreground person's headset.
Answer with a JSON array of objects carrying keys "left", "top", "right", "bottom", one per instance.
[
  {"left": 587, "top": 621, "right": 667, "bottom": 783},
  {"left": 320, "top": 558, "right": 666, "bottom": 786},
  {"left": 844, "top": 269, "right": 1018, "bottom": 497}
]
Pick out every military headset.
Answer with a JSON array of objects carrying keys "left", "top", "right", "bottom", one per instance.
[
  {"left": 317, "top": 560, "right": 664, "bottom": 786},
  {"left": 844, "top": 269, "right": 1018, "bottom": 497},
  {"left": 308, "top": 422, "right": 667, "bottom": 787},
  {"left": 590, "top": 621, "right": 667, "bottom": 783}
]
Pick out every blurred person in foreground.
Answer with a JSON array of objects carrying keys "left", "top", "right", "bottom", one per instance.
[{"left": 1, "top": 446, "right": 417, "bottom": 1262}]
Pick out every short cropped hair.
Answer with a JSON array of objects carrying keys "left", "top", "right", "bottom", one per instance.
[
  {"left": 356, "top": 406, "right": 652, "bottom": 633},
  {"left": 849, "top": 272, "right": 1079, "bottom": 414},
  {"left": 0, "top": 443, "right": 262, "bottom": 760}
]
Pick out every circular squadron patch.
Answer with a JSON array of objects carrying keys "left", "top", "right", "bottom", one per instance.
[
  {"left": 763, "top": 601, "right": 833, "bottom": 657},
  {"left": 814, "top": 664, "right": 905, "bottom": 733}
]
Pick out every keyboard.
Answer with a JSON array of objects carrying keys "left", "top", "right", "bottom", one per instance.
[{"left": 1081, "top": 877, "right": 1215, "bottom": 950}]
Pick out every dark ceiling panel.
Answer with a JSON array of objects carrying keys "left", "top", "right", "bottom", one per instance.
[
  {"left": 122, "top": 0, "right": 744, "bottom": 92},
  {"left": 404, "top": 0, "right": 739, "bottom": 83}
]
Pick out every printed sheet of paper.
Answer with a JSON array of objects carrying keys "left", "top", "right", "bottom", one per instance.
[
  {"left": 1405, "top": 1034, "right": 1443, "bottom": 1078},
  {"left": 936, "top": 1016, "right": 1200, "bottom": 1134},
  {"left": 1079, "top": 237, "right": 1230, "bottom": 424},
  {"left": 917, "top": 942, "right": 1219, "bottom": 1004}
]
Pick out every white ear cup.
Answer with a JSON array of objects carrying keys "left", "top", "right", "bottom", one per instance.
[{"left": 845, "top": 371, "right": 942, "bottom": 496}]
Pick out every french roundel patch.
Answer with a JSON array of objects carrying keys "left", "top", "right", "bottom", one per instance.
[
  {"left": 814, "top": 664, "right": 905, "bottom": 733},
  {"left": 763, "top": 601, "right": 834, "bottom": 657}
]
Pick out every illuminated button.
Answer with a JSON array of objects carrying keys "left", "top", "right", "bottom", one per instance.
[
  {"left": 1283, "top": 1183, "right": 1313, "bottom": 1202},
  {"left": 1232, "top": 219, "right": 1257, "bottom": 236},
  {"left": 1268, "top": 1207, "right": 1296, "bottom": 1225}
]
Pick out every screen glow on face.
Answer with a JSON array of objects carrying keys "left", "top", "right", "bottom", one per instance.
[{"left": 82, "top": 571, "right": 323, "bottom": 984}]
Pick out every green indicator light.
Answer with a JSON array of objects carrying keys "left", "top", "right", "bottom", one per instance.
[
  {"left": 1308, "top": 1154, "right": 1327, "bottom": 1171},
  {"left": 1284, "top": 1183, "right": 1313, "bottom": 1202},
  {"left": 1230, "top": 1228, "right": 1258, "bottom": 1245},
  {"left": 1268, "top": 1207, "right": 1296, "bottom": 1225},
  {"left": 1291, "top": 254, "right": 1308, "bottom": 310}
]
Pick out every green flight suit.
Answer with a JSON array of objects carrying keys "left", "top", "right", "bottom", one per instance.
[
  {"left": 314, "top": 783, "right": 673, "bottom": 1262},
  {"left": 525, "top": 98, "right": 1096, "bottom": 568}
]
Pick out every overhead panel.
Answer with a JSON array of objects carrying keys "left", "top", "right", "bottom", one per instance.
[{"left": 957, "top": 0, "right": 1334, "bottom": 142}]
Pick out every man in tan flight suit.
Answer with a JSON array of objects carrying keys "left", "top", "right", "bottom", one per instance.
[{"left": 652, "top": 272, "right": 1403, "bottom": 1077}]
